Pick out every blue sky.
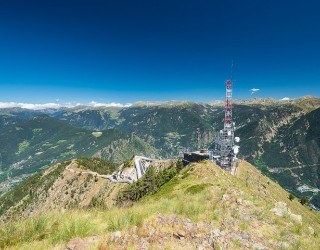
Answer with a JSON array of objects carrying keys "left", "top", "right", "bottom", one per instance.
[{"left": 0, "top": 0, "right": 320, "bottom": 104}]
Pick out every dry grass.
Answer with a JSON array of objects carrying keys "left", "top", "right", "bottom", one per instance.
[{"left": 2, "top": 160, "right": 320, "bottom": 249}]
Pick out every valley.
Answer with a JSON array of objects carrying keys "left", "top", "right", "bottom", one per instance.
[
  {"left": 2, "top": 1, "right": 320, "bottom": 249},
  {"left": 1, "top": 96, "right": 320, "bottom": 209}
]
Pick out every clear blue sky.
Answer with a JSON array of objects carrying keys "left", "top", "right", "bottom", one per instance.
[{"left": 0, "top": 0, "right": 320, "bottom": 103}]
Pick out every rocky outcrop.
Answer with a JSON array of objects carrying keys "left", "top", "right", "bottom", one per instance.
[{"left": 270, "top": 202, "right": 302, "bottom": 223}]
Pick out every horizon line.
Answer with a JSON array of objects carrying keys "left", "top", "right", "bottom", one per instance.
[{"left": 0, "top": 96, "right": 317, "bottom": 110}]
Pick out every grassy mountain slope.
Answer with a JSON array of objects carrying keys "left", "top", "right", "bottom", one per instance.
[
  {"left": 0, "top": 115, "right": 157, "bottom": 194},
  {"left": 56, "top": 102, "right": 223, "bottom": 156},
  {"left": 0, "top": 115, "right": 115, "bottom": 178},
  {"left": 117, "top": 102, "right": 221, "bottom": 156},
  {"left": 0, "top": 160, "right": 319, "bottom": 249},
  {"left": 94, "top": 134, "right": 160, "bottom": 163},
  {"left": 0, "top": 158, "right": 122, "bottom": 221},
  {"left": 231, "top": 98, "right": 320, "bottom": 206},
  {"left": 56, "top": 107, "right": 122, "bottom": 130},
  {"left": 257, "top": 107, "right": 320, "bottom": 207},
  {"left": 55, "top": 98, "right": 320, "bottom": 161},
  {"left": 0, "top": 108, "right": 48, "bottom": 129}
]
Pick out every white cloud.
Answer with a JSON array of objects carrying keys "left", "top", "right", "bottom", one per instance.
[
  {"left": 250, "top": 88, "right": 260, "bottom": 95},
  {"left": 20, "top": 103, "right": 62, "bottom": 110},
  {"left": 0, "top": 102, "right": 61, "bottom": 110},
  {"left": 280, "top": 97, "right": 290, "bottom": 101},
  {"left": 88, "top": 101, "right": 132, "bottom": 108},
  {"left": 0, "top": 102, "right": 17, "bottom": 109},
  {"left": 0, "top": 101, "right": 132, "bottom": 110}
]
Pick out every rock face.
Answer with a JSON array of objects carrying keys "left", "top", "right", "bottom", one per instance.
[
  {"left": 270, "top": 202, "right": 302, "bottom": 223},
  {"left": 110, "top": 231, "right": 121, "bottom": 241},
  {"left": 99, "top": 213, "right": 218, "bottom": 250},
  {"left": 66, "top": 236, "right": 101, "bottom": 250}
]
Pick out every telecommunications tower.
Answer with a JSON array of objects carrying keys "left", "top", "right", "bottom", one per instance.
[{"left": 214, "top": 79, "right": 240, "bottom": 172}]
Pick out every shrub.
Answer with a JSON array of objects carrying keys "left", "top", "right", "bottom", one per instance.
[
  {"left": 185, "top": 183, "right": 212, "bottom": 194},
  {"left": 289, "top": 193, "right": 295, "bottom": 201},
  {"left": 299, "top": 196, "right": 309, "bottom": 205},
  {"left": 117, "top": 160, "right": 184, "bottom": 205},
  {"left": 76, "top": 157, "right": 118, "bottom": 175}
]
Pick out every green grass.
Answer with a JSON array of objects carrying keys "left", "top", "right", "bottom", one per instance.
[
  {"left": 92, "top": 131, "right": 103, "bottom": 138},
  {"left": 239, "top": 221, "right": 248, "bottom": 231},
  {"left": 32, "top": 128, "right": 43, "bottom": 133},
  {"left": 50, "top": 216, "right": 94, "bottom": 243},
  {"left": 18, "top": 140, "right": 29, "bottom": 154},
  {"left": 0, "top": 212, "right": 102, "bottom": 249},
  {"left": 0, "top": 215, "right": 50, "bottom": 248},
  {"left": 76, "top": 157, "right": 118, "bottom": 175},
  {"left": 57, "top": 140, "right": 67, "bottom": 144},
  {"left": 185, "top": 183, "right": 212, "bottom": 194},
  {"left": 60, "top": 151, "right": 76, "bottom": 158}
]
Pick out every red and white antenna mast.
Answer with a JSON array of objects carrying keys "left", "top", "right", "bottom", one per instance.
[
  {"left": 214, "top": 76, "right": 239, "bottom": 172},
  {"left": 224, "top": 80, "right": 233, "bottom": 130}
]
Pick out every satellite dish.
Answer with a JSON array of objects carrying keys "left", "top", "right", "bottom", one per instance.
[{"left": 233, "top": 145, "right": 239, "bottom": 154}]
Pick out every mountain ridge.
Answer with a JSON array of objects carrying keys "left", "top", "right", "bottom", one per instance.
[
  {"left": 0, "top": 159, "right": 319, "bottom": 249},
  {"left": 1, "top": 97, "right": 320, "bottom": 208},
  {"left": 1, "top": 95, "right": 319, "bottom": 112}
]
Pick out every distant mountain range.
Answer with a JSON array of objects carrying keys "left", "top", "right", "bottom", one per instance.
[{"left": 1, "top": 96, "right": 320, "bottom": 208}]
